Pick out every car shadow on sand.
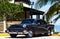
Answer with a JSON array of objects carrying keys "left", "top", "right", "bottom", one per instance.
[{"left": 7, "top": 35, "right": 50, "bottom": 38}]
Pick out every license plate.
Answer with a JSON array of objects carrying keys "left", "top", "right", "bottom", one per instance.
[{"left": 18, "top": 32, "right": 23, "bottom": 34}]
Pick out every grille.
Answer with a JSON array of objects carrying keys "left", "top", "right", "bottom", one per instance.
[{"left": 9, "top": 28, "right": 24, "bottom": 32}]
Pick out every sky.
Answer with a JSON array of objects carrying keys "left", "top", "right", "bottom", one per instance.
[{"left": 30, "top": 0, "right": 60, "bottom": 32}]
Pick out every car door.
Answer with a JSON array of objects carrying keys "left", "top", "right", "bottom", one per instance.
[{"left": 31, "top": 24, "right": 41, "bottom": 35}]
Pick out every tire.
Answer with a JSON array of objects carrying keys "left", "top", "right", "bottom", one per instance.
[
  {"left": 47, "top": 30, "right": 51, "bottom": 36},
  {"left": 10, "top": 34, "right": 17, "bottom": 38},
  {"left": 26, "top": 31, "right": 33, "bottom": 37}
]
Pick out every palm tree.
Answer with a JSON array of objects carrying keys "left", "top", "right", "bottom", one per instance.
[{"left": 35, "top": 0, "right": 60, "bottom": 23}]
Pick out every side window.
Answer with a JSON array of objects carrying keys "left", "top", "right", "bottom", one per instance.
[{"left": 36, "top": 20, "right": 47, "bottom": 24}]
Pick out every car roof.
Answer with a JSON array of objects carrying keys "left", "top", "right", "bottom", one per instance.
[{"left": 23, "top": 18, "right": 35, "bottom": 20}]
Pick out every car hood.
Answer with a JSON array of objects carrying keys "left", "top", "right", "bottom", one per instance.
[
  {"left": 9, "top": 24, "right": 31, "bottom": 28},
  {"left": 10, "top": 24, "right": 30, "bottom": 26}
]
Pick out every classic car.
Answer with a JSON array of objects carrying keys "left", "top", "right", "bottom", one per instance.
[{"left": 6, "top": 19, "right": 54, "bottom": 37}]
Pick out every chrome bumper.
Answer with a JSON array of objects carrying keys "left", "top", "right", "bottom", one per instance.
[
  {"left": 8, "top": 32, "right": 24, "bottom": 34},
  {"left": 8, "top": 31, "right": 28, "bottom": 34}
]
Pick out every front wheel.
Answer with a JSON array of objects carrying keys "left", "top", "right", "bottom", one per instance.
[
  {"left": 26, "top": 31, "right": 33, "bottom": 37},
  {"left": 10, "top": 34, "right": 17, "bottom": 38}
]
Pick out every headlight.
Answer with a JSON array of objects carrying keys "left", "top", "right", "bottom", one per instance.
[
  {"left": 8, "top": 24, "right": 12, "bottom": 27},
  {"left": 6, "top": 30, "right": 9, "bottom": 33},
  {"left": 23, "top": 24, "right": 26, "bottom": 28}
]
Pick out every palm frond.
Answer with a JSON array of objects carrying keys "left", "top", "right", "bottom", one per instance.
[
  {"left": 35, "top": 0, "right": 48, "bottom": 9},
  {"left": 46, "top": 2, "right": 59, "bottom": 22},
  {"left": 35, "top": 0, "right": 58, "bottom": 9}
]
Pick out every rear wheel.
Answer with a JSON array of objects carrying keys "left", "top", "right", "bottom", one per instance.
[
  {"left": 45, "top": 30, "right": 51, "bottom": 36},
  {"left": 10, "top": 34, "right": 17, "bottom": 37},
  {"left": 48, "top": 30, "right": 51, "bottom": 36}
]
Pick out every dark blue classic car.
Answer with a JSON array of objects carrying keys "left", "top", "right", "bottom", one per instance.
[{"left": 6, "top": 19, "right": 54, "bottom": 37}]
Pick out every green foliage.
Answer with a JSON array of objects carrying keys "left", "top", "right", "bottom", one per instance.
[
  {"left": 46, "top": 1, "right": 60, "bottom": 22},
  {"left": 0, "top": 0, "right": 23, "bottom": 21},
  {"left": 46, "top": 2, "right": 58, "bottom": 22},
  {"left": 35, "top": 0, "right": 48, "bottom": 9}
]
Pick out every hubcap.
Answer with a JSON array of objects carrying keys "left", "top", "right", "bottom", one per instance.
[{"left": 48, "top": 30, "right": 50, "bottom": 35}]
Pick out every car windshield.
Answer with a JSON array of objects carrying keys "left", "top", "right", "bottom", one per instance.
[{"left": 21, "top": 19, "right": 35, "bottom": 24}]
